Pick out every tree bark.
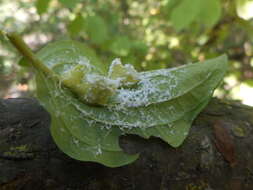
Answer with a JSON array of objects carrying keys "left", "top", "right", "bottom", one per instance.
[{"left": 0, "top": 98, "right": 253, "bottom": 190}]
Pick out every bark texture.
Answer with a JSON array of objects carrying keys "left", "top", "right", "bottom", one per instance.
[{"left": 0, "top": 98, "right": 253, "bottom": 190}]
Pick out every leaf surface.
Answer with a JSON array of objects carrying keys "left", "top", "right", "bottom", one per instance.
[
  {"left": 33, "top": 40, "right": 227, "bottom": 167},
  {"left": 36, "top": 0, "right": 51, "bottom": 15}
]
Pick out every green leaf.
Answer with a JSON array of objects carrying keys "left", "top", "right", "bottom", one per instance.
[
  {"left": 67, "top": 14, "right": 85, "bottom": 36},
  {"left": 36, "top": 0, "right": 51, "bottom": 15},
  {"left": 18, "top": 57, "right": 30, "bottom": 67},
  {"left": 36, "top": 40, "right": 106, "bottom": 74},
  {"left": 66, "top": 55, "right": 227, "bottom": 128},
  {"left": 170, "top": 0, "right": 221, "bottom": 30},
  {"left": 84, "top": 15, "right": 108, "bottom": 44},
  {"left": 131, "top": 41, "right": 148, "bottom": 56},
  {"left": 170, "top": 0, "right": 201, "bottom": 31},
  {"left": 32, "top": 40, "right": 227, "bottom": 167},
  {"left": 58, "top": 0, "right": 81, "bottom": 9},
  {"left": 126, "top": 96, "right": 210, "bottom": 147},
  {"left": 109, "top": 36, "right": 132, "bottom": 56},
  {"left": 36, "top": 72, "right": 138, "bottom": 168},
  {"left": 244, "top": 79, "right": 253, "bottom": 87},
  {"left": 197, "top": 0, "right": 221, "bottom": 27},
  {"left": 165, "top": 0, "right": 182, "bottom": 12}
]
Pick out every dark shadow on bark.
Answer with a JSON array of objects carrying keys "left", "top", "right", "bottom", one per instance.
[{"left": 0, "top": 98, "right": 253, "bottom": 190}]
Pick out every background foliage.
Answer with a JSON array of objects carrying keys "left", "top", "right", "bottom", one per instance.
[{"left": 0, "top": 0, "right": 253, "bottom": 105}]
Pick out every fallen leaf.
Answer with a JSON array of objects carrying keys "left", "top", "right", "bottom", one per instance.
[{"left": 213, "top": 120, "right": 237, "bottom": 167}]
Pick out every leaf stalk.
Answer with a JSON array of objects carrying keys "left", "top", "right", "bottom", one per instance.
[{"left": 6, "top": 32, "right": 58, "bottom": 80}]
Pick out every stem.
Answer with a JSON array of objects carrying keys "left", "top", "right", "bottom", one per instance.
[
  {"left": 0, "top": 30, "right": 4, "bottom": 37},
  {"left": 6, "top": 32, "right": 89, "bottom": 103},
  {"left": 6, "top": 32, "right": 58, "bottom": 80}
]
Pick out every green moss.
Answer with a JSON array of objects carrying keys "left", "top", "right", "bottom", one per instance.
[
  {"left": 185, "top": 181, "right": 209, "bottom": 190},
  {"left": 10, "top": 145, "right": 29, "bottom": 152},
  {"left": 2, "top": 144, "right": 34, "bottom": 159},
  {"left": 3, "top": 151, "right": 16, "bottom": 157},
  {"left": 232, "top": 126, "right": 246, "bottom": 137}
]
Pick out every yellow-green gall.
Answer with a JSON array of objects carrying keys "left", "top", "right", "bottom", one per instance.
[
  {"left": 108, "top": 58, "right": 140, "bottom": 86},
  {"left": 61, "top": 64, "right": 87, "bottom": 88}
]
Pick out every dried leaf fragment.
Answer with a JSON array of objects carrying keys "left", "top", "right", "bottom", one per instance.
[{"left": 213, "top": 120, "right": 237, "bottom": 167}]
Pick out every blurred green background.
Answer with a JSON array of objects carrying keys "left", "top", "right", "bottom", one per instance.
[{"left": 0, "top": 0, "right": 253, "bottom": 105}]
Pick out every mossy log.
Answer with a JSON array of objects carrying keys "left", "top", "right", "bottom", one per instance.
[{"left": 0, "top": 98, "right": 253, "bottom": 190}]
